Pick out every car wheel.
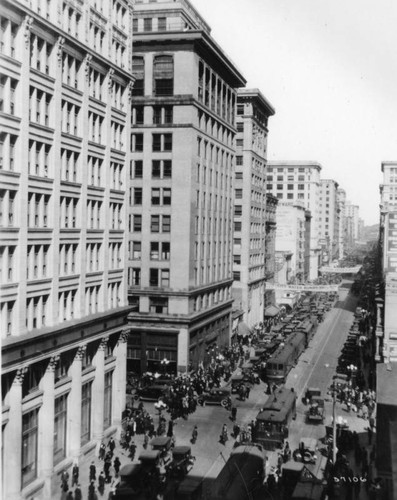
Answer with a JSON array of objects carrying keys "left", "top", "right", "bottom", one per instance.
[
  {"left": 198, "top": 398, "right": 204, "bottom": 406},
  {"left": 221, "top": 399, "right": 228, "bottom": 408}
]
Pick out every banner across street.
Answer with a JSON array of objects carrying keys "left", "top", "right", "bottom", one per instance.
[
  {"left": 320, "top": 266, "right": 362, "bottom": 274},
  {"left": 265, "top": 283, "right": 340, "bottom": 292}
]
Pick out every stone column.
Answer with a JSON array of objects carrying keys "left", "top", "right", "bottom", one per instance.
[
  {"left": 92, "top": 337, "right": 106, "bottom": 447},
  {"left": 112, "top": 330, "right": 128, "bottom": 438},
  {"left": 4, "top": 368, "right": 26, "bottom": 500},
  {"left": 68, "top": 346, "right": 85, "bottom": 460},
  {"left": 39, "top": 356, "right": 58, "bottom": 498}
]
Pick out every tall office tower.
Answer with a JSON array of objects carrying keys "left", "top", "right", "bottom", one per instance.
[
  {"left": 337, "top": 188, "right": 346, "bottom": 259},
  {"left": 232, "top": 89, "right": 275, "bottom": 327},
  {"left": 0, "top": 1, "right": 134, "bottom": 498},
  {"left": 266, "top": 161, "right": 322, "bottom": 279},
  {"left": 345, "top": 200, "right": 360, "bottom": 249},
  {"left": 275, "top": 201, "right": 307, "bottom": 282},
  {"left": 127, "top": 0, "right": 246, "bottom": 373},
  {"left": 318, "top": 179, "right": 339, "bottom": 264}
]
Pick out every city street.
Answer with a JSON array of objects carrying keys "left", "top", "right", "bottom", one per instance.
[{"left": 51, "top": 280, "right": 375, "bottom": 500}]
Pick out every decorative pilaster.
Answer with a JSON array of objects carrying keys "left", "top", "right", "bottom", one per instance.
[
  {"left": 92, "top": 338, "right": 107, "bottom": 446},
  {"left": 127, "top": 80, "right": 135, "bottom": 103},
  {"left": 84, "top": 54, "right": 92, "bottom": 81},
  {"left": 39, "top": 356, "right": 59, "bottom": 498},
  {"left": 112, "top": 329, "right": 129, "bottom": 437},
  {"left": 23, "top": 16, "right": 33, "bottom": 48},
  {"left": 68, "top": 346, "right": 85, "bottom": 459},
  {"left": 4, "top": 368, "right": 27, "bottom": 500},
  {"left": 56, "top": 36, "right": 65, "bottom": 66}
]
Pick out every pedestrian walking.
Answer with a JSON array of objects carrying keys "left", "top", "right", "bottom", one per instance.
[
  {"left": 104, "top": 455, "right": 112, "bottom": 483},
  {"left": 61, "top": 470, "right": 69, "bottom": 492},
  {"left": 98, "top": 471, "right": 106, "bottom": 495},
  {"left": 191, "top": 425, "right": 198, "bottom": 444},
  {"left": 74, "top": 485, "right": 82, "bottom": 500},
  {"left": 231, "top": 406, "right": 237, "bottom": 422},
  {"left": 143, "top": 431, "right": 149, "bottom": 449},
  {"left": 99, "top": 442, "right": 106, "bottom": 460},
  {"left": 108, "top": 437, "right": 116, "bottom": 455},
  {"left": 88, "top": 480, "right": 97, "bottom": 500},
  {"left": 129, "top": 441, "right": 137, "bottom": 461},
  {"left": 71, "top": 461, "right": 79, "bottom": 487},
  {"left": 89, "top": 461, "right": 96, "bottom": 482},
  {"left": 245, "top": 385, "right": 251, "bottom": 400},
  {"left": 113, "top": 456, "right": 121, "bottom": 476},
  {"left": 66, "top": 491, "right": 74, "bottom": 500},
  {"left": 167, "top": 419, "right": 175, "bottom": 438}
]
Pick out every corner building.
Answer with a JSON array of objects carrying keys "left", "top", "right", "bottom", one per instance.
[
  {"left": 232, "top": 89, "right": 275, "bottom": 327},
  {"left": 127, "top": 0, "right": 246, "bottom": 372},
  {"left": 0, "top": 1, "right": 134, "bottom": 498}
]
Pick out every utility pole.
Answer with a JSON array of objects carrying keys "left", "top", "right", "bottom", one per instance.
[{"left": 332, "top": 389, "right": 337, "bottom": 464}]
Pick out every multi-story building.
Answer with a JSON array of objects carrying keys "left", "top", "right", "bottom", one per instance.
[
  {"left": 274, "top": 202, "right": 306, "bottom": 283},
  {"left": 345, "top": 201, "right": 360, "bottom": 250},
  {"left": 267, "top": 161, "right": 322, "bottom": 279},
  {"left": 127, "top": 0, "right": 246, "bottom": 372},
  {"left": 318, "top": 179, "right": 339, "bottom": 264},
  {"left": 264, "top": 193, "right": 278, "bottom": 309},
  {"left": 337, "top": 188, "right": 347, "bottom": 259},
  {"left": 232, "top": 89, "right": 275, "bottom": 327},
  {"left": 378, "top": 161, "right": 397, "bottom": 363},
  {"left": 0, "top": 1, "right": 134, "bottom": 498}
]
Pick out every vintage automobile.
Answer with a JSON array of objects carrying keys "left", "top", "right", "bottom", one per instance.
[
  {"left": 303, "top": 387, "right": 321, "bottom": 405},
  {"left": 136, "top": 384, "right": 168, "bottom": 402},
  {"left": 197, "top": 387, "right": 231, "bottom": 407},
  {"left": 306, "top": 396, "right": 325, "bottom": 423},
  {"left": 167, "top": 445, "right": 195, "bottom": 478},
  {"left": 114, "top": 463, "right": 143, "bottom": 499},
  {"left": 292, "top": 437, "right": 318, "bottom": 464}
]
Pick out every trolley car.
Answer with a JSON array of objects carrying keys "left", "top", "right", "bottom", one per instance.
[
  {"left": 265, "top": 331, "right": 306, "bottom": 383},
  {"left": 254, "top": 387, "right": 297, "bottom": 450}
]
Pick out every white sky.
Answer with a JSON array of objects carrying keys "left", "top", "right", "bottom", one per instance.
[{"left": 193, "top": 0, "right": 397, "bottom": 225}]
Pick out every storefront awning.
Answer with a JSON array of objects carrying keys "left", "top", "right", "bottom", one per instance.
[
  {"left": 264, "top": 305, "right": 280, "bottom": 317},
  {"left": 237, "top": 322, "right": 251, "bottom": 337}
]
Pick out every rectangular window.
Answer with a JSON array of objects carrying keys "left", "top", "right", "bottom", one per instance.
[
  {"left": 149, "top": 296, "right": 168, "bottom": 314},
  {"left": 149, "top": 268, "right": 159, "bottom": 286},
  {"left": 22, "top": 409, "right": 39, "bottom": 487},
  {"left": 104, "top": 371, "right": 113, "bottom": 429},
  {"left": 81, "top": 382, "right": 92, "bottom": 445},
  {"left": 132, "top": 241, "right": 141, "bottom": 259},
  {"left": 153, "top": 55, "right": 173, "bottom": 96},
  {"left": 133, "top": 188, "right": 142, "bottom": 205},
  {"left": 150, "top": 242, "right": 159, "bottom": 260},
  {"left": 133, "top": 214, "right": 142, "bottom": 232},
  {"left": 162, "top": 215, "right": 171, "bottom": 232},
  {"left": 54, "top": 394, "right": 68, "bottom": 465},
  {"left": 151, "top": 215, "right": 160, "bottom": 233},
  {"left": 132, "top": 133, "right": 143, "bottom": 152}
]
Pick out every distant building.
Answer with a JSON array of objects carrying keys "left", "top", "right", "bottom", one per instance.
[
  {"left": 337, "top": 188, "right": 347, "bottom": 259},
  {"left": 127, "top": 0, "right": 246, "bottom": 372},
  {"left": 264, "top": 193, "right": 278, "bottom": 309},
  {"left": 318, "top": 179, "right": 339, "bottom": 264},
  {"left": 0, "top": 0, "right": 134, "bottom": 498},
  {"left": 267, "top": 161, "right": 322, "bottom": 279},
  {"left": 275, "top": 202, "right": 307, "bottom": 283},
  {"left": 232, "top": 88, "right": 275, "bottom": 327},
  {"left": 345, "top": 201, "right": 360, "bottom": 249}
]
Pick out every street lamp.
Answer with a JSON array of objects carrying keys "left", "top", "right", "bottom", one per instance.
[
  {"left": 161, "top": 357, "right": 169, "bottom": 374},
  {"left": 347, "top": 364, "right": 358, "bottom": 386}
]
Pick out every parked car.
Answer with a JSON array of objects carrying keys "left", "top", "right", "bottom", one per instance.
[
  {"left": 197, "top": 388, "right": 231, "bottom": 407},
  {"left": 136, "top": 384, "right": 168, "bottom": 402}
]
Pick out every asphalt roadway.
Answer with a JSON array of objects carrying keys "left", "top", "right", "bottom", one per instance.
[{"left": 52, "top": 280, "right": 373, "bottom": 500}]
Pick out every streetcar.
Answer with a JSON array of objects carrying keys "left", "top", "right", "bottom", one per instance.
[
  {"left": 212, "top": 443, "right": 266, "bottom": 500},
  {"left": 296, "top": 318, "right": 317, "bottom": 346},
  {"left": 254, "top": 386, "right": 297, "bottom": 450},
  {"left": 264, "top": 331, "right": 306, "bottom": 383}
]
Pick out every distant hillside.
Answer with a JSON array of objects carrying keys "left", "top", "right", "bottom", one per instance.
[{"left": 361, "top": 224, "right": 379, "bottom": 242}]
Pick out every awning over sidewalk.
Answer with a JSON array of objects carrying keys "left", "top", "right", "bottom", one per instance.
[
  {"left": 237, "top": 322, "right": 251, "bottom": 337},
  {"left": 264, "top": 305, "right": 280, "bottom": 317}
]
